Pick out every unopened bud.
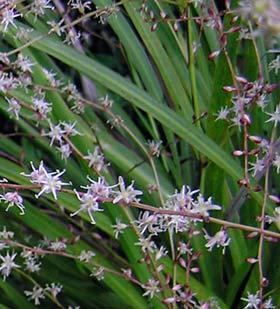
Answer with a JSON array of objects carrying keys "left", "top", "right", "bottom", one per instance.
[
  {"left": 157, "top": 264, "right": 164, "bottom": 272},
  {"left": 190, "top": 267, "right": 200, "bottom": 273},
  {"left": 223, "top": 86, "right": 236, "bottom": 92},
  {"left": 172, "top": 284, "right": 181, "bottom": 292},
  {"left": 160, "top": 11, "right": 167, "bottom": 19},
  {"left": 236, "top": 76, "right": 248, "bottom": 84},
  {"left": 246, "top": 257, "right": 258, "bottom": 264},
  {"left": 233, "top": 150, "right": 244, "bottom": 156},
  {"left": 238, "top": 178, "right": 249, "bottom": 187},
  {"left": 261, "top": 277, "right": 269, "bottom": 287},
  {"left": 248, "top": 135, "right": 262, "bottom": 144},
  {"left": 151, "top": 23, "right": 158, "bottom": 32},
  {"left": 269, "top": 195, "right": 280, "bottom": 205},
  {"left": 179, "top": 257, "right": 186, "bottom": 268},
  {"left": 230, "top": 16, "right": 239, "bottom": 24},
  {"left": 208, "top": 50, "right": 220, "bottom": 61},
  {"left": 264, "top": 236, "right": 279, "bottom": 243},
  {"left": 240, "top": 114, "right": 251, "bottom": 126},
  {"left": 173, "top": 22, "right": 179, "bottom": 32},
  {"left": 247, "top": 232, "right": 259, "bottom": 239}
]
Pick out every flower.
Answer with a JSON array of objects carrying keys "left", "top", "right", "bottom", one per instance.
[
  {"left": 266, "top": 105, "right": 280, "bottom": 127},
  {"left": 91, "top": 266, "right": 105, "bottom": 281},
  {"left": 24, "top": 257, "right": 41, "bottom": 273},
  {"left": 32, "top": 95, "right": 52, "bottom": 120},
  {"left": 135, "top": 235, "right": 157, "bottom": 254},
  {"left": 142, "top": 279, "right": 160, "bottom": 299},
  {"left": 84, "top": 176, "right": 112, "bottom": 199},
  {"left": 0, "top": 227, "right": 14, "bottom": 239},
  {"left": 78, "top": 250, "right": 95, "bottom": 263},
  {"left": 269, "top": 55, "right": 280, "bottom": 74},
  {"left": 0, "top": 191, "right": 25, "bottom": 215},
  {"left": 6, "top": 97, "right": 21, "bottom": 120},
  {"left": 191, "top": 194, "right": 221, "bottom": 217},
  {"left": 42, "top": 122, "right": 66, "bottom": 146},
  {"left": 45, "top": 283, "right": 63, "bottom": 298},
  {"left": 204, "top": 229, "right": 230, "bottom": 254},
  {"left": 273, "top": 153, "right": 280, "bottom": 173},
  {"left": 249, "top": 157, "right": 265, "bottom": 177},
  {"left": 69, "top": 0, "right": 91, "bottom": 14},
  {"left": 112, "top": 176, "right": 143, "bottom": 204},
  {"left": 22, "top": 162, "right": 70, "bottom": 200},
  {"left": 0, "top": 251, "right": 20, "bottom": 280},
  {"left": 1, "top": 7, "right": 21, "bottom": 32},
  {"left": 147, "top": 140, "right": 162, "bottom": 157},
  {"left": 241, "top": 291, "right": 261, "bottom": 309},
  {"left": 31, "top": 0, "right": 54, "bottom": 17},
  {"left": 71, "top": 190, "right": 103, "bottom": 224},
  {"left": 83, "top": 147, "right": 105, "bottom": 172},
  {"left": 24, "top": 285, "right": 45, "bottom": 305},
  {"left": 15, "top": 54, "right": 33, "bottom": 73},
  {"left": 57, "top": 143, "right": 72, "bottom": 161},
  {"left": 48, "top": 240, "right": 67, "bottom": 251},
  {"left": 112, "top": 218, "right": 128, "bottom": 239}
]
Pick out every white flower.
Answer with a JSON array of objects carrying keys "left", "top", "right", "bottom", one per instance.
[
  {"left": 22, "top": 162, "right": 70, "bottom": 200},
  {"left": 249, "top": 157, "right": 265, "bottom": 177},
  {"left": 57, "top": 143, "right": 72, "bottom": 161},
  {"left": 148, "top": 140, "right": 162, "bottom": 157},
  {"left": 24, "top": 257, "right": 41, "bottom": 273},
  {"left": 0, "top": 72, "right": 17, "bottom": 93},
  {"left": 191, "top": 194, "right": 221, "bottom": 217},
  {"left": 1, "top": 7, "right": 21, "bottom": 32},
  {"left": 45, "top": 283, "right": 63, "bottom": 298},
  {"left": 35, "top": 168, "right": 69, "bottom": 200},
  {"left": 6, "top": 97, "right": 21, "bottom": 120},
  {"left": 135, "top": 236, "right": 157, "bottom": 254},
  {"left": 269, "top": 55, "right": 280, "bottom": 74},
  {"left": 71, "top": 190, "right": 103, "bottom": 224},
  {"left": 112, "top": 218, "right": 128, "bottom": 239},
  {"left": 48, "top": 240, "right": 67, "bottom": 251},
  {"left": 266, "top": 105, "right": 280, "bottom": 127},
  {"left": 0, "top": 191, "right": 25, "bottom": 215},
  {"left": 78, "top": 250, "right": 95, "bottom": 263},
  {"left": 155, "top": 246, "right": 168, "bottom": 261},
  {"left": 263, "top": 297, "right": 275, "bottom": 309},
  {"left": 91, "top": 266, "right": 105, "bottom": 281},
  {"left": 273, "top": 153, "right": 280, "bottom": 173},
  {"left": 84, "top": 176, "right": 112, "bottom": 199},
  {"left": 83, "top": 147, "right": 105, "bottom": 172},
  {"left": 31, "top": 0, "right": 54, "bottom": 17},
  {"left": 113, "top": 176, "right": 143, "bottom": 204},
  {"left": 42, "top": 68, "right": 61, "bottom": 87},
  {"left": 204, "top": 229, "right": 230, "bottom": 254},
  {"left": 0, "top": 251, "right": 20, "bottom": 280},
  {"left": 61, "top": 121, "right": 81, "bottom": 136},
  {"left": 142, "top": 279, "right": 160, "bottom": 299},
  {"left": 241, "top": 291, "right": 261, "bottom": 309},
  {"left": 24, "top": 285, "right": 45, "bottom": 305},
  {"left": 134, "top": 211, "right": 161, "bottom": 235},
  {"left": 69, "top": 0, "right": 91, "bottom": 14},
  {"left": 32, "top": 95, "right": 52, "bottom": 120},
  {"left": 42, "top": 122, "right": 66, "bottom": 146},
  {"left": 15, "top": 54, "right": 33, "bottom": 73},
  {"left": 0, "top": 227, "right": 14, "bottom": 239}
]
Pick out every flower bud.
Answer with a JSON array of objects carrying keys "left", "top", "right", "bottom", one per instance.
[
  {"left": 246, "top": 257, "right": 258, "bottom": 264},
  {"left": 233, "top": 150, "right": 244, "bottom": 156}
]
